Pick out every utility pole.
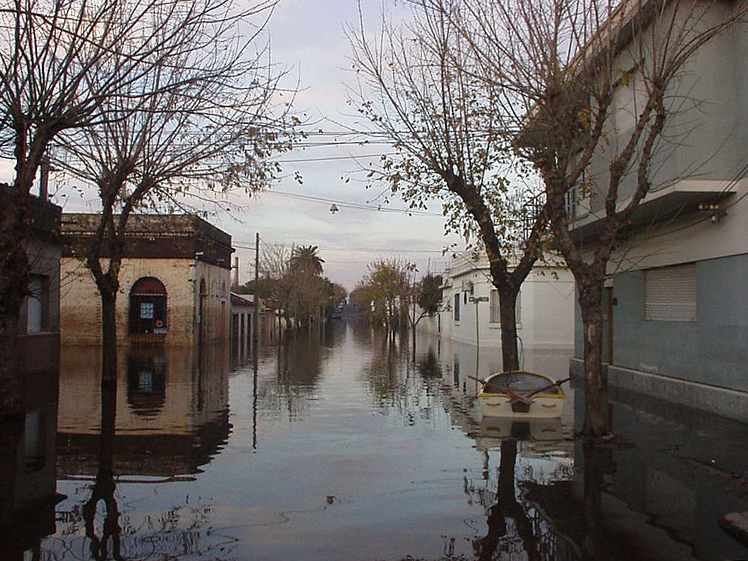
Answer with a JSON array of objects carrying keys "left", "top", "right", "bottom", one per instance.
[
  {"left": 253, "top": 232, "right": 260, "bottom": 355},
  {"left": 470, "top": 296, "right": 488, "bottom": 347}
]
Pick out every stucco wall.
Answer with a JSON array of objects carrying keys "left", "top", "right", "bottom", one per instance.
[
  {"left": 434, "top": 262, "right": 575, "bottom": 349},
  {"left": 612, "top": 253, "right": 748, "bottom": 394},
  {"left": 61, "top": 257, "right": 231, "bottom": 346}
]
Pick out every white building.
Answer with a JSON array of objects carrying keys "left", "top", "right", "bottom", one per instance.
[{"left": 418, "top": 250, "right": 575, "bottom": 351}]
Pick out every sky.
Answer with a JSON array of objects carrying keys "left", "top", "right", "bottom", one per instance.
[
  {"left": 215, "top": 0, "right": 461, "bottom": 291},
  {"left": 2, "top": 0, "right": 463, "bottom": 293}
]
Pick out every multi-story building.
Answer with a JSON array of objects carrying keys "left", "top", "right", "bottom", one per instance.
[
  {"left": 565, "top": 0, "right": 748, "bottom": 420},
  {"left": 60, "top": 214, "right": 233, "bottom": 347},
  {"left": 0, "top": 184, "right": 61, "bottom": 544}
]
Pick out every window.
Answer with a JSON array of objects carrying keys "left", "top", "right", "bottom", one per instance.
[
  {"left": 564, "top": 185, "right": 578, "bottom": 219},
  {"left": 24, "top": 410, "right": 46, "bottom": 472},
  {"left": 490, "top": 290, "right": 500, "bottom": 324},
  {"left": 565, "top": 171, "right": 591, "bottom": 221},
  {"left": 129, "top": 277, "right": 168, "bottom": 334},
  {"left": 645, "top": 264, "right": 697, "bottom": 322},
  {"left": 454, "top": 293, "right": 460, "bottom": 322},
  {"left": 489, "top": 289, "right": 521, "bottom": 324}
]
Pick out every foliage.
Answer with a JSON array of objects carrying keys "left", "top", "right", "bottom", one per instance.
[
  {"left": 356, "top": 258, "right": 415, "bottom": 328},
  {"left": 417, "top": 274, "right": 443, "bottom": 316},
  {"left": 453, "top": 0, "right": 748, "bottom": 436},
  {"left": 289, "top": 245, "right": 325, "bottom": 276},
  {"left": 245, "top": 243, "right": 344, "bottom": 326}
]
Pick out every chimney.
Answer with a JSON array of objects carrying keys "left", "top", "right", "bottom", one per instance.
[{"left": 233, "top": 256, "right": 240, "bottom": 288}]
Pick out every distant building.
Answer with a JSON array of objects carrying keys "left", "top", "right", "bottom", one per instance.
[
  {"left": 60, "top": 214, "right": 233, "bottom": 347},
  {"left": 419, "top": 250, "right": 575, "bottom": 351},
  {"left": 231, "top": 292, "right": 255, "bottom": 363},
  {"left": 564, "top": 0, "right": 748, "bottom": 421}
]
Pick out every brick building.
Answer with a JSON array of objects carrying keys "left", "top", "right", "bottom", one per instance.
[{"left": 60, "top": 214, "right": 233, "bottom": 347}]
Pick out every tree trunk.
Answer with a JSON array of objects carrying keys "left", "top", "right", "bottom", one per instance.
[
  {"left": 100, "top": 287, "right": 118, "bottom": 386},
  {"left": 498, "top": 287, "right": 521, "bottom": 372},
  {"left": 582, "top": 440, "right": 609, "bottom": 561},
  {"left": 578, "top": 278, "right": 609, "bottom": 437}
]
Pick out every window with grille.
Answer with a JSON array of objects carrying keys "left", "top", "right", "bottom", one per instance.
[
  {"left": 454, "top": 293, "right": 460, "bottom": 322},
  {"left": 129, "top": 277, "right": 168, "bottom": 334}
]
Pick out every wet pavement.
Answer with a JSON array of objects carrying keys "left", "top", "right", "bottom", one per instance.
[{"left": 2, "top": 317, "right": 748, "bottom": 560}]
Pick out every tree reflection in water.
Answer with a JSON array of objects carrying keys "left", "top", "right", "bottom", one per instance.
[
  {"left": 82, "top": 373, "right": 122, "bottom": 561},
  {"left": 54, "top": 343, "right": 231, "bottom": 560}
]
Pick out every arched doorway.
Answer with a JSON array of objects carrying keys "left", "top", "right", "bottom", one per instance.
[{"left": 129, "top": 277, "right": 168, "bottom": 335}]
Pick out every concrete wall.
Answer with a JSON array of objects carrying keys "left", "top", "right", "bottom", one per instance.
[{"left": 570, "top": 2, "right": 748, "bottom": 418}]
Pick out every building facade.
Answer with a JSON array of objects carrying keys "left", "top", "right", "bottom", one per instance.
[
  {"left": 0, "top": 184, "right": 61, "bottom": 543},
  {"left": 566, "top": 0, "right": 748, "bottom": 420},
  {"left": 60, "top": 214, "right": 233, "bottom": 347},
  {"left": 418, "top": 250, "right": 575, "bottom": 352}
]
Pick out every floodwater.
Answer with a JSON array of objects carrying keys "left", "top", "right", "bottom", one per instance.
[{"left": 3, "top": 317, "right": 748, "bottom": 560}]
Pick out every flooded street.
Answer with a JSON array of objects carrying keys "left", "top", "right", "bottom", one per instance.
[{"left": 4, "top": 319, "right": 748, "bottom": 560}]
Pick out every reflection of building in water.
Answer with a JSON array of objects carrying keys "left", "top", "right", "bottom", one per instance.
[
  {"left": 60, "top": 214, "right": 233, "bottom": 347},
  {"left": 574, "top": 389, "right": 748, "bottom": 561},
  {"left": 0, "top": 371, "right": 60, "bottom": 561},
  {"left": 57, "top": 345, "right": 231, "bottom": 476}
]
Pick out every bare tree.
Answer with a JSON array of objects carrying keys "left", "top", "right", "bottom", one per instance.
[
  {"left": 54, "top": 0, "right": 293, "bottom": 381},
  {"left": 0, "top": 0, "right": 210, "bottom": 415},
  {"left": 455, "top": 0, "right": 748, "bottom": 437},
  {"left": 348, "top": 2, "right": 550, "bottom": 373}
]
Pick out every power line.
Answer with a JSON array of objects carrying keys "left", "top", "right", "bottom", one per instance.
[{"left": 263, "top": 188, "right": 444, "bottom": 216}]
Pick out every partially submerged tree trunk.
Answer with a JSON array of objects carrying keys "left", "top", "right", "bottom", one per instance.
[
  {"left": 497, "top": 286, "right": 521, "bottom": 372},
  {"left": 349, "top": 6, "right": 550, "bottom": 374},
  {"left": 578, "top": 279, "right": 607, "bottom": 437}
]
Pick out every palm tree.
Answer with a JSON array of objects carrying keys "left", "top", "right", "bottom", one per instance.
[{"left": 290, "top": 245, "right": 325, "bottom": 276}]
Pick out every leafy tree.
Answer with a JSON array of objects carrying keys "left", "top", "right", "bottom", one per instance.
[
  {"left": 357, "top": 258, "right": 414, "bottom": 329},
  {"left": 289, "top": 245, "right": 325, "bottom": 276},
  {"left": 251, "top": 243, "right": 338, "bottom": 327},
  {"left": 417, "top": 274, "right": 443, "bottom": 316},
  {"left": 348, "top": 2, "right": 549, "bottom": 373}
]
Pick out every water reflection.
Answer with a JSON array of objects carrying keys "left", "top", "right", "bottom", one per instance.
[
  {"left": 40, "top": 343, "right": 231, "bottom": 560},
  {"left": 0, "top": 361, "right": 59, "bottom": 561},
  {"left": 57, "top": 344, "right": 230, "bottom": 477},
  {"left": 5, "top": 325, "right": 748, "bottom": 560},
  {"left": 81, "top": 374, "right": 121, "bottom": 560}
]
